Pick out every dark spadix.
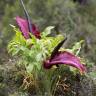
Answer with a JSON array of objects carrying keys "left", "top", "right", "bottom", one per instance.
[{"left": 15, "top": 0, "right": 41, "bottom": 39}]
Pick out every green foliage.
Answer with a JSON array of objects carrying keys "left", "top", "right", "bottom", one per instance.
[
  {"left": 8, "top": 26, "right": 64, "bottom": 73},
  {"left": 7, "top": 24, "right": 85, "bottom": 95}
]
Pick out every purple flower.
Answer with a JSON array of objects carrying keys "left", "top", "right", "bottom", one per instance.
[
  {"left": 43, "top": 38, "right": 86, "bottom": 73},
  {"left": 15, "top": 16, "right": 41, "bottom": 39},
  {"left": 44, "top": 51, "right": 86, "bottom": 73}
]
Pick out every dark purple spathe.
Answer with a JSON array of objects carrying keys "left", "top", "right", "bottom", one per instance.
[
  {"left": 15, "top": 16, "right": 41, "bottom": 39},
  {"left": 43, "top": 51, "right": 86, "bottom": 73}
]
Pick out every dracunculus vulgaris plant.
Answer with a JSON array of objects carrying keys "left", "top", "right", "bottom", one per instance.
[
  {"left": 8, "top": 0, "right": 86, "bottom": 95},
  {"left": 15, "top": 16, "right": 86, "bottom": 74}
]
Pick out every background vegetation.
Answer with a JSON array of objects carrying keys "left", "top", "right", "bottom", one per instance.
[{"left": 0, "top": 0, "right": 96, "bottom": 96}]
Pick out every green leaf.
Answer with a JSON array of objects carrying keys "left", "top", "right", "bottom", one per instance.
[
  {"left": 36, "top": 53, "right": 42, "bottom": 62},
  {"left": 26, "top": 39, "right": 33, "bottom": 47},
  {"left": 12, "top": 48, "right": 20, "bottom": 56},
  {"left": 35, "top": 62, "right": 42, "bottom": 70},
  {"left": 29, "top": 33, "right": 37, "bottom": 44},
  {"left": 41, "top": 26, "right": 54, "bottom": 37},
  {"left": 26, "top": 64, "right": 34, "bottom": 73},
  {"left": 66, "top": 40, "right": 84, "bottom": 55}
]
